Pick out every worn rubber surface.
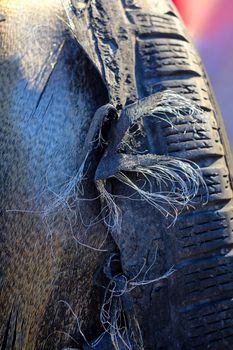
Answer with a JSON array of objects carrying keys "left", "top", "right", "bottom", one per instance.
[
  {"left": 0, "top": 2, "right": 112, "bottom": 349},
  {"left": 0, "top": 0, "right": 233, "bottom": 349},
  {"left": 114, "top": 3, "right": 233, "bottom": 350},
  {"left": 114, "top": 2, "right": 233, "bottom": 350},
  {"left": 70, "top": 0, "right": 233, "bottom": 349}
]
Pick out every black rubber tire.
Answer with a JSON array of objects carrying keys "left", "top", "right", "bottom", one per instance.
[
  {"left": 1, "top": 1, "right": 233, "bottom": 349},
  {"left": 114, "top": 1, "right": 233, "bottom": 349}
]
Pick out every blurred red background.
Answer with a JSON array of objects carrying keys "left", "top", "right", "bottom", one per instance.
[{"left": 173, "top": 0, "right": 233, "bottom": 149}]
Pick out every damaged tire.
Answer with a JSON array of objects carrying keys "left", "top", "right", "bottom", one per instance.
[{"left": 0, "top": 0, "right": 233, "bottom": 349}]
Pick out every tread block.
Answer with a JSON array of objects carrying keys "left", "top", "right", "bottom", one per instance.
[
  {"left": 197, "top": 167, "right": 232, "bottom": 201},
  {"left": 166, "top": 126, "right": 222, "bottom": 157},
  {"left": 136, "top": 38, "right": 202, "bottom": 86},
  {"left": 144, "top": 78, "right": 213, "bottom": 111},
  {"left": 128, "top": 12, "right": 187, "bottom": 41},
  {"left": 175, "top": 256, "right": 233, "bottom": 308},
  {"left": 173, "top": 206, "right": 233, "bottom": 259},
  {"left": 181, "top": 300, "right": 233, "bottom": 349},
  {"left": 122, "top": 0, "right": 174, "bottom": 15},
  {"left": 145, "top": 110, "right": 224, "bottom": 160}
]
